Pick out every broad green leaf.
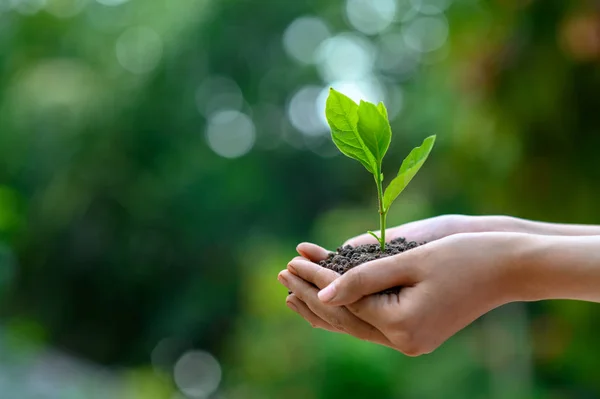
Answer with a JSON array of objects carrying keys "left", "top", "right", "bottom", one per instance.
[
  {"left": 383, "top": 135, "right": 436, "bottom": 211},
  {"left": 377, "top": 102, "right": 388, "bottom": 119},
  {"left": 357, "top": 100, "right": 391, "bottom": 167},
  {"left": 325, "top": 89, "right": 376, "bottom": 173}
]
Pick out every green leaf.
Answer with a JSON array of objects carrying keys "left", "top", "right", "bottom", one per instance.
[
  {"left": 367, "top": 231, "right": 381, "bottom": 242},
  {"left": 377, "top": 102, "right": 388, "bottom": 119},
  {"left": 356, "top": 100, "right": 391, "bottom": 167},
  {"left": 325, "top": 88, "right": 376, "bottom": 173},
  {"left": 383, "top": 135, "right": 436, "bottom": 211}
]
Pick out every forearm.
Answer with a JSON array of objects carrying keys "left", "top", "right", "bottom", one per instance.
[
  {"left": 509, "top": 234, "right": 600, "bottom": 303},
  {"left": 471, "top": 215, "right": 600, "bottom": 236}
]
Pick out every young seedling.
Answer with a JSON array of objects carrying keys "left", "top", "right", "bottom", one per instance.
[{"left": 325, "top": 88, "right": 436, "bottom": 251}]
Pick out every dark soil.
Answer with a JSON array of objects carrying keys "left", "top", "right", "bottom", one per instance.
[
  {"left": 288, "top": 237, "right": 424, "bottom": 296},
  {"left": 319, "top": 237, "right": 422, "bottom": 275}
]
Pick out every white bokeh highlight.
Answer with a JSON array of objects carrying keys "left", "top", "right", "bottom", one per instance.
[
  {"left": 287, "top": 86, "right": 328, "bottom": 136},
  {"left": 174, "top": 350, "right": 222, "bottom": 399},
  {"left": 402, "top": 15, "right": 449, "bottom": 53},
  {"left": 316, "top": 33, "right": 375, "bottom": 82},
  {"left": 196, "top": 76, "right": 244, "bottom": 118},
  {"left": 377, "top": 31, "right": 421, "bottom": 78},
  {"left": 206, "top": 110, "right": 256, "bottom": 159},
  {"left": 345, "top": 0, "right": 397, "bottom": 35},
  {"left": 116, "top": 26, "right": 163, "bottom": 74},
  {"left": 283, "top": 16, "right": 331, "bottom": 65}
]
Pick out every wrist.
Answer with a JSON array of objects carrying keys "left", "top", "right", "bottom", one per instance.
[
  {"left": 505, "top": 235, "right": 600, "bottom": 303},
  {"left": 490, "top": 232, "right": 544, "bottom": 304}
]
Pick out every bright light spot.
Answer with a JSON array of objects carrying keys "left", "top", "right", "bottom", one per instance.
[
  {"left": 45, "top": 0, "right": 87, "bottom": 18},
  {"left": 346, "top": 0, "right": 396, "bottom": 35},
  {"left": 287, "top": 86, "right": 328, "bottom": 136},
  {"left": 402, "top": 15, "right": 449, "bottom": 53},
  {"left": 174, "top": 350, "right": 222, "bottom": 399},
  {"left": 376, "top": 31, "right": 421, "bottom": 78},
  {"left": 196, "top": 76, "right": 244, "bottom": 118},
  {"left": 316, "top": 33, "right": 375, "bottom": 81},
  {"left": 282, "top": 16, "right": 331, "bottom": 64},
  {"left": 206, "top": 110, "right": 256, "bottom": 159},
  {"left": 116, "top": 26, "right": 163, "bottom": 74},
  {"left": 410, "top": 0, "right": 452, "bottom": 15},
  {"left": 317, "top": 78, "right": 386, "bottom": 126},
  {"left": 13, "top": 0, "right": 46, "bottom": 15},
  {"left": 96, "top": 0, "right": 129, "bottom": 6}
]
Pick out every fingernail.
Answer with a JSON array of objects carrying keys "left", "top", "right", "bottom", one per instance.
[
  {"left": 318, "top": 284, "right": 337, "bottom": 303},
  {"left": 278, "top": 272, "right": 288, "bottom": 286},
  {"left": 286, "top": 301, "right": 298, "bottom": 312}
]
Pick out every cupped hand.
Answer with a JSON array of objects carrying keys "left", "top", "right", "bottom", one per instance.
[
  {"left": 279, "top": 232, "right": 530, "bottom": 356},
  {"left": 342, "top": 214, "right": 511, "bottom": 247}
]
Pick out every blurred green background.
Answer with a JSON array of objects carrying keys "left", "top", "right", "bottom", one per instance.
[{"left": 1, "top": 0, "right": 600, "bottom": 397}]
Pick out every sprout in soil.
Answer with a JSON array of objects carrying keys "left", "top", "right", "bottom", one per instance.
[{"left": 325, "top": 88, "right": 436, "bottom": 252}]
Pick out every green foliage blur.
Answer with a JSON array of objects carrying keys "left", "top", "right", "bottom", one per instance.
[{"left": 1, "top": 0, "right": 600, "bottom": 397}]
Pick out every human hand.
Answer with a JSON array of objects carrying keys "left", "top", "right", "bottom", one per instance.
[
  {"left": 279, "top": 232, "right": 532, "bottom": 356},
  {"left": 343, "top": 214, "right": 516, "bottom": 247}
]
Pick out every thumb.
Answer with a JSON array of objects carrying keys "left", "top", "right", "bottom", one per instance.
[{"left": 317, "top": 253, "right": 418, "bottom": 305}]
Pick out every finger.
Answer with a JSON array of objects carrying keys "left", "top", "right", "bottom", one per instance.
[
  {"left": 279, "top": 270, "right": 392, "bottom": 345},
  {"left": 288, "top": 258, "right": 340, "bottom": 289},
  {"left": 286, "top": 295, "right": 339, "bottom": 333},
  {"left": 317, "top": 252, "right": 420, "bottom": 306},
  {"left": 296, "top": 242, "right": 331, "bottom": 262}
]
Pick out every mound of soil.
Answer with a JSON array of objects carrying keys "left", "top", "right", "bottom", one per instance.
[
  {"left": 318, "top": 237, "right": 422, "bottom": 276},
  {"left": 289, "top": 237, "right": 423, "bottom": 295}
]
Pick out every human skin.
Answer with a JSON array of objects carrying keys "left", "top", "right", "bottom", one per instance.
[{"left": 277, "top": 215, "right": 600, "bottom": 356}]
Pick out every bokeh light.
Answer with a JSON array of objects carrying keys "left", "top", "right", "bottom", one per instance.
[
  {"left": 376, "top": 30, "right": 421, "bottom": 78},
  {"left": 196, "top": 76, "right": 245, "bottom": 118},
  {"left": 116, "top": 26, "right": 163, "bottom": 74},
  {"left": 283, "top": 16, "right": 331, "bottom": 65},
  {"left": 402, "top": 15, "right": 449, "bottom": 53},
  {"left": 206, "top": 110, "right": 256, "bottom": 158},
  {"left": 173, "top": 350, "right": 222, "bottom": 399},
  {"left": 287, "top": 86, "right": 328, "bottom": 136},
  {"left": 345, "top": 0, "right": 397, "bottom": 35},
  {"left": 316, "top": 33, "right": 376, "bottom": 81}
]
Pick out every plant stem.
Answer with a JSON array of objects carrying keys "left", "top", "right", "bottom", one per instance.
[{"left": 375, "top": 171, "right": 386, "bottom": 251}]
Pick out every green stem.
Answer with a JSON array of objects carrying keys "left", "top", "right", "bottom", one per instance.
[{"left": 375, "top": 171, "right": 386, "bottom": 251}]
